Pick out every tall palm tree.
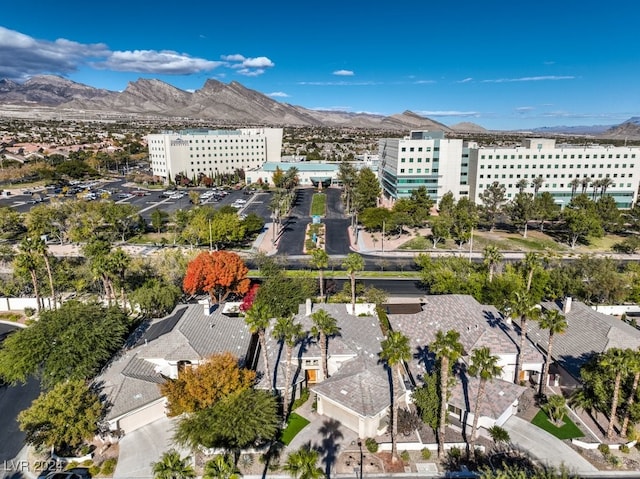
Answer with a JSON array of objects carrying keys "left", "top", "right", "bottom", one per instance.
[
  {"left": 482, "top": 245, "right": 503, "bottom": 283},
  {"left": 531, "top": 176, "right": 545, "bottom": 195},
  {"left": 310, "top": 309, "right": 340, "bottom": 380},
  {"left": 283, "top": 444, "right": 325, "bottom": 479},
  {"left": 600, "top": 177, "right": 613, "bottom": 196},
  {"left": 107, "top": 247, "right": 131, "bottom": 312},
  {"left": 244, "top": 302, "right": 274, "bottom": 391},
  {"left": 522, "top": 252, "right": 541, "bottom": 292},
  {"left": 590, "top": 179, "right": 601, "bottom": 200},
  {"left": 380, "top": 330, "right": 412, "bottom": 461},
  {"left": 507, "top": 290, "right": 540, "bottom": 384},
  {"left": 516, "top": 178, "right": 528, "bottom": 194},
  {"left": 309, "top": 249, "right": 329, "bottom": 302},
  {"left": 342, "top": 253, "right": 364, "bottom": 314},
  {"left": 30, "top": 237, "right": 56, "bottom": 310},
  {"left": 272, "top": 315, "right": 305, "bottom": 422},
  {"left": 580, "top": 176, "right": 590, "bottom": 195},
  {"left": 152, "top": 449, "right": 195, "bottom": 479},
  {"left": 15, "top": 238, "right": 42, "bottom": 312},
  {"left": 621, "top": 348, "right": 640, "bottom": 437},
  {"left": 599, "top": 348, "right": 629, "bottom": 439},
  {"left": 538, "top": 309, "right": 567, "bottom": 397},
  {"left": 569, "top": 178, "right": 581, "bottom": 198},
  {"left": 203, "top": 454, "right": 242, "bottom": 479},
  {"left": 468, "top": 347, "right": 503, "bottom": 459},
  {"left": 430, "top": 329, "right": 464, "bottom": 458}
]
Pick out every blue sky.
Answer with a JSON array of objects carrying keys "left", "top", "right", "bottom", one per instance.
[{"left": 1, "top": 0, "right": 638, "bottom": 130}]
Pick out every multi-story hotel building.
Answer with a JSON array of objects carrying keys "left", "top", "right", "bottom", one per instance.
[
  {"left": 147, "top": 128, "right": 283, "bottom": 183},
  {"left": 379, "top": 131, "right": 640, "bottom": 208}
]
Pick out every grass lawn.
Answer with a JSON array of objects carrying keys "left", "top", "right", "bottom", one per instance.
[
  {"left": 531, "top": 410, "right": 584, "bottom": 440},
  {"left": 280, "top": 413, "right": 310, "bottom": 445},
  {"left": 310, "top": 193, "right": 326, "bottom": 216}
]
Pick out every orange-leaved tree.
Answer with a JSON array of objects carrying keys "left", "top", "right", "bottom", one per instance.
[
  {"left": 182, "top": 250, "right": 250, "bottom": 303},
  {"left": 160, "top": 351, "right": 256, "bottom": 416}
]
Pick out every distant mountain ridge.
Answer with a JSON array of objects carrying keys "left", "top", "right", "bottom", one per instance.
[{"left": 0, "top": 75, "right": 638, "bottom": 138}]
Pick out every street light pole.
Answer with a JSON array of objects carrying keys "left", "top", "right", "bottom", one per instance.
[{"left": 382, "top": 220, "right": 385, "bottom": 253}]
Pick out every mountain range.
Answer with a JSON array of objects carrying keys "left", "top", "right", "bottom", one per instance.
[{"left": 0, "top": 75, "right": 639, "bottom": 139}]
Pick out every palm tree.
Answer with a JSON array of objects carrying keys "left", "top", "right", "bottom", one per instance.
[
  {"left": 310, "top": 309, "right": 340, "bottom": 380},
  {"left": 516, "top": 178, "right": 528, "bottom": 194},
  {"left": 569, "top": 178, "right": 581, "bottom": 198},
  {"left": 430, "top": 329, "right": 464, "bottom": 458},
  {"left": 203, "top": 454, "right": 242, "bottom": 479},
  {"left": 244, "top": 302, "right": 274, "bottom": 391},
  {"left": 468, "top": 347, "right": 503, "bottom": 459},
  {"left": 30, "top": 237, "right": 56, "bottom": 310},
  {"left": 107, "top": 247, "right": 131, "bottom": 312},
  {"left": 590, "top": 179, "right": 601, "bottom": 200},
  {"left": 488, "top": 425, "right": 510, "bottom": 447},
  {"left": 600, "top": 177, "right": 613, "bottom": 196},
  {"left": 272, "top": 315, "right": 305, "bottom": 421},
  {"left": 531, "top": 176, "right": 545, "bottom": 195},
  {"left": 309, "top": 249, "right": 329, "bottom": 302},
  {"left": 342, "top": 253, "right": 364, "bottom": 314},
  {"left": 152, "top": 450, "right": 195, "bottom": 479},
  {"left": 522, "top": 252, "right": 541, "bottom": 292},
  {"left": 15, "top": 238, "right": 42, "bottom": 312},
  {"left": 599, "top": 348, "right": 629, "bottom": 439},
  {"left": 507, "top": 290, "right": 540, "bottom": 384},
  {"left": 538, "top": 309, "right": 567, "bottom": 397},
  {"left": 380, "top": 330, "right": 412, "bottom": 461},
  {"left": 283, "top": 444, "right": 325, "bottom": 479},
  {"left": 580, "top": 176, "right": 590, "bottom": 195},
  {"left": 482, "top": 245, "right": 503, "bottom": 283},
  {"left": 621, "top": 348, "right": 640, "bottom": 437}
]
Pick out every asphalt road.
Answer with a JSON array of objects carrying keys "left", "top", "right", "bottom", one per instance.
[{"left": 0, "top": 324, "right": 40, "bottom": 464}]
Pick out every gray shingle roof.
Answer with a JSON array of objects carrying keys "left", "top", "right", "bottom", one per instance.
[
  {"left": 528, "top": 299, "right": 640, "bottom": 378},
  {"left": 449, "top": 374, "right": 526, "bottom": 420}
]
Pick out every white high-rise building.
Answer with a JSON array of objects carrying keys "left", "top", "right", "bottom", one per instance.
[
  {"left": 147, "top": 128, "right": 283, "bottom": 183},
  {"left": 379, "top": 131, "right": 640, "bottom": 208}
]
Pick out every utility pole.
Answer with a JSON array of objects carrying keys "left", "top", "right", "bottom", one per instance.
[
  {"left": 469, "top": 227, "right": 474, "bottom": 262},
  {"left": 382, "top": 220, "right": 385, "bottom": 253}
]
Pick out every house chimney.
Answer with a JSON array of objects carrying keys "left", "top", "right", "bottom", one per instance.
[
  {"left": 306, "top": 298, "right": 313, "bottom": 316},
  {"left": 563, "top": 296, "right": 572, "bottom": 314},
  {"left": 199, "top": 298, "right": 211, "bottom": 316}
]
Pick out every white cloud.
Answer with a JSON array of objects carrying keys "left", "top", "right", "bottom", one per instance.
[
  {"left": 267, "top": 91, "right": 290, "bottom": 98},
  {"left": 242, "top": 56, "right": 274, "bottom": 68},
  {"left": 418, "top": 110, "right": 480, "bottom": 117},
  {"left": 482, "top": 75, "right": 575, "bottom": 83},
  {"left": 225, "top": 55, "right": 274, "bottom": 76},
  {"left": 413, "top": 80, "right": 436, "bottom": 84},
  {"left": 516, "top": 106, "right": 535, "bottom": 112},
  {"left": 298, "top": 81, "right": 379, "bottom": 86},
  {"left": 457, "top": 77, "right": 473, "bottom": 83},
  {"left": 221, "top": 54, "right": 245, "bottom": 62},
  {"left": 333, "top": 69, "right": 354, "bottom": 76},
  {"left": 100, "top": 50, "right": 223, "bottom": 74}
]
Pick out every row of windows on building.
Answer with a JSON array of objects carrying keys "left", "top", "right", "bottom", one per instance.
[
  {"left": 479, "top": 172, "right": 632, "bottom": 180},
  {"left": 480, "top": 153, "right": 636, "bottom": 160},
  {"left": 480, "top": 163, "right": 635, "bottom": 170},
  {"left": 148, "top": 138, "right": 264, "bottom": 144},
  {"left": 477, "top": 182, "right": 633, "bottom": 190},
  {"left": 400, "top": 146, "right": 437, "bottom": 152}
]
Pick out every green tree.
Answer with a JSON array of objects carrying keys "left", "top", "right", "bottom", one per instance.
[
  {"left": 272, "top": 166, "right": 285, "bottom": 189},
  {"left": 337, "top": 162, "right": 358, "bottom": 214},
  {"left": 309, "top": 249, "right": 329, "bottom": 302},
  {"left": 131, "top": 279, "right": 182, "bottom": 316},
  {"left": 0, "top": 301, "right": 129, "bottom": 387},
  {"left": 174, "top": 389, "right": 280, "bottom": 452},
  {"left": 482, "top": 245, "right": 503, "bottom": 283},
  {"left": 14, "top": 237, "right": 44, "bottom": 311},
  {"left": 203, "top": 455, "right": 242, "bottom": 479},
  {"left": 0, "top": 206, "right": 24, "bottom": 238},
  {"left": 563, "top": 206, "right": 603, "bottom": 249},
  {"left": 544, "top": 394, "right": 567, "bottom": 426},
  {"left": 272, "top": 316, "right": 305, "bottom": 421},
  {"left": 411, "top": 371, "right": 440, "bottom": 435},
  {"left": 342, "top": 253, "right": 365, "bottom": 313},
  {"left": 430, "top": 330, "right": 464, "bottom": 458},
  {"left": 360, "top": 207, "right": 392, "bottom": 232},
  {"left": 621, "top": 348, "right": 640, "bottom": 437},
  {"left": 533, "top": 191, "right": 559, "bottom": 232},
  {"left": 429, "top": 215, "right": 452, "bottom": 249},
  {"left": 508, "top": 192, "right": 535, "bottom": 237},
  {"left": 18, "top": 379, "right": 103, "bottom": 453},
  {"left": 152, "top": 450, "right": 196, "bottom": 479},
  {"left": 538, "top": 309, "right": 567, "bottom": 397},
  {"left": 522, "top": 252, "right": 542, "bottom": 293},
  {"left": 151, "top": 208, "right": 169, "bottom": 234},
  {"left": 244, "top": 302, "right": 274, "bottom": 391},
  {"left": 353, "top": 167, "right": 380, "bottom": 213},
  {"left": 487, "top": 425, "right": 510, "bottom": 446},
  {"left": 451, "top": 197, "right": 478, "bottom": 249},
  {"left": 479, "top": 182, "right": 506, "bottom": 231},
  {"left": 468, "top": 347, "right": 503, "bottom": 459},
  {"left": 310, "top": 309, "right": 340, "bottom": 380},
  {"left": 380, "top": 330, "right": 412, "bottom": 461},
  {"left": 531, "top": 175, "right": 545, "bottom": 195},
  {"left": 283, "top": 444, "right": 325, "bottom": 479},
  {"left": 438, "top": 191, "right": 455, "bottom": 217},
  {"left": 600, "top": 348, "right": 629, "bottom": 439},
  {"left": 596, "top": 195, "right": 623, "bottom": 233}
]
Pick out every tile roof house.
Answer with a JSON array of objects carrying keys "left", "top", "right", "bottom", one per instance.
[
  {"left": 527, "top": 297, "right": 640, "bottom": 382},
  {"left": 387, "top": 295, "right": 534, "bottom": 433},
  {"left": 94, "top": 301, "right": 252, "bottom": 434}
]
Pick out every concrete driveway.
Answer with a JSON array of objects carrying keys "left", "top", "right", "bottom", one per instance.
[
  {"left": 503, "top": 415, "right": 597, "bottom": 473},
  {"left": 113, "top": 416, "right": 188, "bottom": 479}
]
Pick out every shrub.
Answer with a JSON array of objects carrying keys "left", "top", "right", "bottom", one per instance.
[
  {"left": 24, "top": 307, "right": 35, "bottom": 317},
  {"left": 620, "top": 444, "right": 630, "bottom": 454},
  {"left": 607, "top": 454, "right": 621, "bottom": 467},
  {"left": 448, "top": 446, "right": 462, "bottom": 460},
  {"left": 292, "top": 388, "right": 310, "bottom": 410},
  {"left": 421, "top": 448, "right": 432, "bottom": 460},
  {"left": 365, "top": 437, "right": 378, "bottom": 453},
  {"left": 88, "top": 464, "right": 101, "bottom": 477},
  {"left": 400, "top": 450, "right": 410, "bottom": 461},
  {"left": 598, "top": 443, "right": 610, "bottom": 456},
  {"left": 101, "top": 458, "right": 117, "bottom": 476}
]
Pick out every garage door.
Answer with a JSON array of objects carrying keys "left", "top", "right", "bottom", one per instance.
[
  {"left": 118, "top": 400, "right": 166, "bottom": 434},
  {"left": 321, "top": 398, "right": 359, "bottom": 433}
]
